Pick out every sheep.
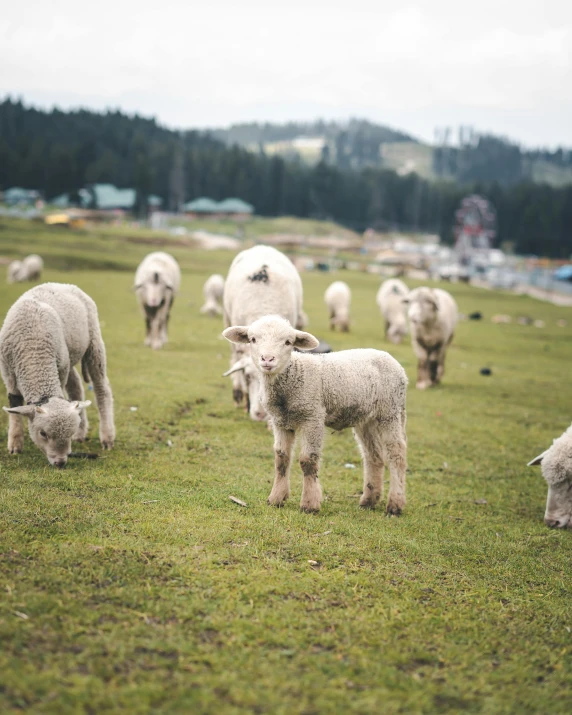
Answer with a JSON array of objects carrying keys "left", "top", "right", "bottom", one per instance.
[
  {"left": 0, "top": 283, "right": 115, "bottom": 467},
  {"left": 324, "top": 281, "right": 351, "bottom": 332},
  {"left": 376, "top": 278, "right": 409, "bottom": 344},
  {"left": 22, "top": 254, "right": 43, "bottom": 281},
  {"left": 528, "top": 424, "right": 572, "bottom": 529},
  {"left": 223, "top": 315, "right": 408, "bottom": 514},
  {"left": 223, "top": 245, "right": 306, "bottom": 421},
  {"left": 200, "top": 274, "right": 225, "bottom": 316},
  {"left": 7, "top": 260, "right": 23, "bottom": 284},
  {"left": 406, "top": 287, "right": 458, "bottom": 390},
  {"left": 134, "top": 252, "right": 181, "bottom": 350}
]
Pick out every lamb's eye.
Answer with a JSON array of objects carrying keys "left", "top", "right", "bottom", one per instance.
[
  {"left": 40, "top": 430, "right": 48, "bottom": 439},
  {"left": 285, "top": 340, "right": 292, "bottom": 346},
  {"left": 251, "top": 337, "right": 256, "bottom": 343}
]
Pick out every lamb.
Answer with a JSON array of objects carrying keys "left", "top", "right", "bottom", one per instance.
[
  {"left": 376, "top": 278, "right": 409, "bottom": 344},
  {"left": 223, "top": 315, "right": 408, "bottom": 514},
  {"left": 134, "top": 252, "right": 181, "bottom": 350},
  {"left": 6, "top": 255, "right": 43, "bottom": 283},
  {"left": 0, "top": 283, "right": 115, "bottom": 467},
  {"left": 200, "top": 274, "right": 225, "bottom": 316},
  {"left": 324, "top": 281, "right": 351, "bottom": 332},
  {"left": 528, "top": 424, "right": 572, "bottom": 529},
  {"left": 223, "top": 245, "right": 306, "bottom": 421},
  {"left": 406, "top": 287, "right": 458, "bottom": 389}
]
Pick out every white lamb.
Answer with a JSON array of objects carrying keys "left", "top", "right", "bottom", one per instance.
[
  {"left": 134, "top": 252, "right": 181, "bottom": 350},
  {"left": 407, "top": 287, "right": 458, "bottom": 389},
  {"left": 223, "top": 315, "right": 408, "bottom": 514},
  {"left": 6, "top": 255, "right": 43, "bottom": 283},
  {"left": 528, "top": 424, "right": 572, "bottom": 529},
  {"left": 7, "top": 260, "right": 23, "bottom": 284},
  {"left": 223, "top": 245, "right": 306, "bottom": 421},
  {"left": 0, "top": 283, "right": 115, "bottom": 467},
  {"left": 324, "top": 281, "right": 351, "bottom": 332},
  {"left": 200, "top": 274, "right": 225, "bottom": 316},
  {"left": 377, "top": 278, "right": 409, "bottom": 344}
]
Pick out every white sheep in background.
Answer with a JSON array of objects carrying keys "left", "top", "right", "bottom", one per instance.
[
  {"left": 0, "top": 283, "right": 115, "bottom": 467},
  {"left": 7, "top": 260, "right": 24, "bottom": 284},
  {"left": 377, "top": 278, "right": 409, "bottom": 344},
  {"left": 407, "top": 287, "right": 458, "bottom": 389},
  {"left": 324, "top": 280, "right": 351, "bottom": 332},
  {"left": 528, "top": 424, "right": 572, "bottom": 529},
  {"left": 223, "top": 315, "right": 408, "bottom": 514},
  {"left": 200, "top": 274, "right": 225, "bottom": 316},
  {"left": 6, "top": 255, "right": 44, "bottom": 283},
  {"left": 223, "top": 245, "right": 306, "bottom": 421},
  {"left": 134, "top": 252, "right": 181, "bottom": 350}
]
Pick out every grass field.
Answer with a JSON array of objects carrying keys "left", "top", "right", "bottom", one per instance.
[{"left": 0, "top": 219, "right": 571, "bottom": 714}]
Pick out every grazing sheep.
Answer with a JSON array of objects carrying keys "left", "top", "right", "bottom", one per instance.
[
  {"left": 407, "top": 287, "right": 458, "bottom": 390},
  {"left": 200, "top": 274, "right": 225, "bottom": 316},
  {"left": 324, "top": 281, "right": 351, "bottom": 332},
  {"left": 7, "top": 260, "right": 24, "bottom": 284},
  {"left": 134, "top": 252, "right": 181, "bottom": 350},
  {"left": 376, "top": 278, "right": 409, "bottom": 344},
  {"left": 223, "top": 245, "right": 306, "bottom": 420},
  {"left": 528, "top": 424, "right": 572, "bottom": 529},
  {"left": 22, "top": 254, "right": 43, "bottom": 281},
  {"left": 223, "top": 315, "right": 408, "bottom": 514},
  {"left": 0, "top": 283, "right": 115, "bottom": 467}
]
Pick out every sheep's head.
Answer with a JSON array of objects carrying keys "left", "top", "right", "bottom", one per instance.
[
  {"left": 3, "top": 398, "right": 91, "bottom": 467},
  {"left": 529, "top": 427, "right": 572, "bottom": 529},
  {"left": 135, "top": 272, "right": 172, "bottom": 309},
  {"left": 223, "top": 354, "right": 267, "bottom": 421},
  {"left": 407, "top": 287, "right": 438, "bottom": 325},
  {"left": 223, "top": 315, "right": 319, "bottom": 378}
]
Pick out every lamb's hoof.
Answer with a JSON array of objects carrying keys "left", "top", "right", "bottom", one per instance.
[
  {"left": 386, "top": 502, "right": 403, "bottom": 516},
  {"left": 267, "top": 491, "right": 289, "bottom": 507},
  {"left": 8, "top": 438, "right": 24, "bottom": 454},
  {"left": 416, "top": 381, "right": 429, "bottom": 390},
  {"left": 233, "top": 389, "right": 243, "bottom": 405},
  {"left": 151, "top": 341, "right": 163, "bottom": 350},
  {"left": 300, "top": 503, "right": 321, "bottom": 514},
  {"left": 9, "top": 445, "right": 23, "bottom": 454},
  {"left": 359, "top": 495, "right": 380, "bottom": 509},
  {"left": 100, "top": 436, "right": 114, "bottom": 450}
]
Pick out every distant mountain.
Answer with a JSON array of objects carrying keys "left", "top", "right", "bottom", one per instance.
[{"left": 208, "top": 119, "right": 572, "bottom": 188}]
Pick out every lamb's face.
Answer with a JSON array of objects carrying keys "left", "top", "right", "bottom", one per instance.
[
  {"left": 223, "top": 316, "right": 319, "bottom": 378},
  {"left": 544, "top": 481, "right": 572, "bottom": 529},
  {"left": 4, "top": 398, "right": 90, "bottom": 467},
  {"left": 541, "top": 439, "right": 572, "bottom": 529},
  {"left": 408, "top": 288, "right": 438, "bottom": 325},
  {"left": 138, "top": 273, "right": 170, "bottom": 309}
]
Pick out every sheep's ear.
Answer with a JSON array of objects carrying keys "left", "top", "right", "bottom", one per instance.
[
  {"left": 222, "top": 326, "right": 250, "bottom": 344},
  {"left": 3, "top": 405, "right": 37, "bottom": 417},
  {"left": 293, "top": 330, "right": 320, "bottom": 351},
  {"left": 70, "top": 400, "right": 91, "bottom": 411},
  {"left": 528, "top": 451, "right": 548, "bottom": 466},
  {"left": 223, "top": 358, "right": 249, "bottom": 377}
]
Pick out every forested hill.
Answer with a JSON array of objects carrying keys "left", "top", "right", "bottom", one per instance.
[{"left": 1, "top": 98, "right": 572, "bottom": 258}]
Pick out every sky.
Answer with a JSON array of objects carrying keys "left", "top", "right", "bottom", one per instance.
[{"left": 1, "top": 0, "right": 571, "bottom": 148}]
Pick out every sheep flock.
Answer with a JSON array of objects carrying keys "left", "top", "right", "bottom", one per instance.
[{"left": 1, "top": 245, "right": 570, "bottom": 530}]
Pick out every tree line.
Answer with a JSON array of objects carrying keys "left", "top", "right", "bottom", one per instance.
[{"left": 1, "top": 99, "right": 571, "bottom": 258}]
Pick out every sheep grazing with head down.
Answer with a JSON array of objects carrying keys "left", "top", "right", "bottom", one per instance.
[
  {"left": 377, "top": 278, "right": 409, "bottom": 344},
  {"left": 324, "top": 281, "right": 351, "bottom": 332},
  {"left": 7, "top": 255, "right": 44, "bottom": 284},
  {"left": 0, "top": 283, "right": 115, "bottom": 467},
  {"left": 134, "top": 252, "right": 181, "bottom": 350},
  {"left": 7, "top": 260, "right": 24, "bottom": 284},
  {"left": 223, "top": 315, "right": 408, "bottom": 514},
  {"left": 223, "top": 245, "right": 306, "bottom": 421},
  {"left": 528, "top": 424, "right": 572, "bottom": 529},
  {"left": 200, "top": 274, "right": 225, "bottom": 317},
  {"left": 406, "top": 287, "right": 458, "bottom": 389}
]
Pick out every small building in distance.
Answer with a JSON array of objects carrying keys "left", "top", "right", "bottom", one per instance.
[
  {"left": 3, "top": 187, "right": 41, "bottom": 205},
  {"left": 50, "top": 184, "right": 163, "bottom": 212},
  {"left": 182, "top": 197, "right": 254, "bottom": 219}
]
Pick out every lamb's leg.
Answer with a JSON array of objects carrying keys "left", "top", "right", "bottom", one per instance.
[
  {"left": 382, "top": 423, "right": 407, "bottom": 516},
  {"left": 230, "top": 346, "right": 244, "bottom": 406},
  {"left": 7, "top": 393, "right": 24, "bottom": 454},
  {"left": 160, "top": 295, "right": 174, "bottom": 345},
  {"left": 354, "top": 423, "right": 385, "bottom": 508},
  {"left": 416, "top": 353, "right": 430, "bottom": 390},
  {"left": 299, "top": 424, "right": 324, "bottom": 513},
  {"left": 267, "top": 427, "right": 296, "bottom": 507},
  {"left": 84, "top": 343, "right": 115, "bottom": 450},
  {"left": 428, "top": 354, "right": 440, "bottom": 386},
  {"left": 66, "top": 367, "right": 89, "bottom": 441}
]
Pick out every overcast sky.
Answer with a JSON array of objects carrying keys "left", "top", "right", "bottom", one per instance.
[{"left": 1, "top": 0, "right": 571, "bottom": 148}]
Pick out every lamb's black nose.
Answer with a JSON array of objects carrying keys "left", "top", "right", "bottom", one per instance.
[{"left": 53, "top": 458, "right": 66, "bottom": 469}]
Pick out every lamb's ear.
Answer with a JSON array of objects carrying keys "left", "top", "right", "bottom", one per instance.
[
  {"left": 222, "top": 326, "right": 250, "bottom": 344},
  {"left": 70, "top": 400, "right": 91, "bottom": 411},
  {"left": 223, "top": 358, "right": 249, "bottom": 377},
  {"left": 3, "top": 405, "right": 37, "bottom": 417},
  {"left": 528, "top": 450, "right": 548, "bottom": 466},
  {"left": 293, "top": 330, "right": 320, "bottom": 351}
]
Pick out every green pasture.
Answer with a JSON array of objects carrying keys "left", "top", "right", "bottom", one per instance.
[{"left": 0, "top": 219, "right": 570, "bottom": 713}]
